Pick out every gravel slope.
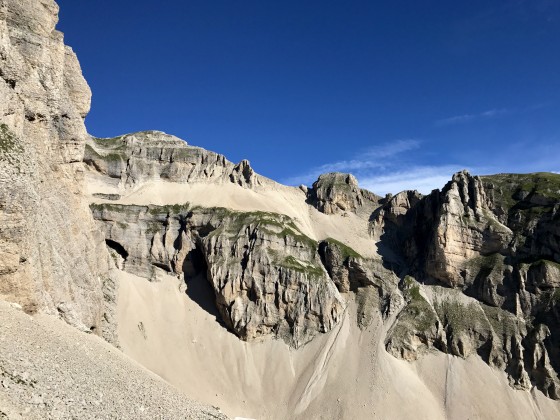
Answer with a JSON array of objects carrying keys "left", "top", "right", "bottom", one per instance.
[{"left": 0, "top": 301, "right": 227, "bottom": 420}]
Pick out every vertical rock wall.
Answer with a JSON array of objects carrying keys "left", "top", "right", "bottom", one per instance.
[{"left": 0, "top": 0, "right": 112, "bottom": 336}]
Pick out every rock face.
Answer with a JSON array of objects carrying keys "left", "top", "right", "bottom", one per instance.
[
  {"left": 84, "top": 131, "right": 263, "bottom": 190},
  {"left": 91, "top": 203, "right": 354, "bottom": 347},
  {"left": 86, "top": 129, "right": 560, "bottom": 399},
  {"left": 374, "top": 171, "right": 560, "bottom": 399},
  {"left": 307, "top": 172, "right": 380, "bottom": 216},
  {"left": 0, "top": 0, "right": 113, "bottom": 337}
]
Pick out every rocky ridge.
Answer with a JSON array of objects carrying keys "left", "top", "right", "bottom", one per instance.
[
  {"left": 84, "top": 131, "right": 265, "bottom": 193},
  {"left": 87, "top": 130, "right": 560, "bottom": 399},
  {"left": 373, "top": 170, "right": 560, "bottom": 398},
  {"left": 90, "top": 201, "right": 394, "bottom": 347}
]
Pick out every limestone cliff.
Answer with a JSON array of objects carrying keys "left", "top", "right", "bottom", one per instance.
[
  {"left": 2, "top": 0, "right": 560, "bottom": 408},
  {"left": 84, "top": 124, "right": 560, "bottom": 399},
  {"left": 374, "top": 171, "right": 560, "bottom": 398},
  {"left": 0, "top": 0, "right": 114, "bottom": 340},
  {"left": 84, "top": 130, "right": 399, "bottom": 348},
  {"left": 84, "top": 131, "right": 263, "bottom": 193},
  {"left": 89, "top": 202, "right": 391, "bottom": 347}
]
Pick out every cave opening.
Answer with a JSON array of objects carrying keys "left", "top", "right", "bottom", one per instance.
[
  {"left": 105, "top": 239, "right": 129, "bottom": 260},
  {"left": 183, "top": 243, "right": 228, "bottom": 330},
  {"left": 105, "top": 239, "right": 129, "bottom": 270}
]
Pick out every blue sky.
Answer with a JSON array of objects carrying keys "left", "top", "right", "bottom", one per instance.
[{"left": 57, "top": 0, "right": 560, "bottom": 194}]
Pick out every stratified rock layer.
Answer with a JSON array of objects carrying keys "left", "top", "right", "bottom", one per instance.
[
  {"left": 2, "top": 0, "right": 560, "bottom": 407},
  {"left": 84, "top": 131, "right": 263, "bottom": 190},
  {"left": 86, "top": 125, "right": 560, "bottom": 399},
  {"left": 91, "top": 203, "right": 354, "bottom": 348}
]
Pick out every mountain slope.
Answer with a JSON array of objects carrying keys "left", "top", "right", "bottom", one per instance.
[
  {"left": 84, "top": 131, "right": 560, "bottom": 415},
  {"left": 0, "top": 300, "right": 226, "bottom": 419},
  {"left": 2, "top": 1, "right": 560, "bottom": 419}
]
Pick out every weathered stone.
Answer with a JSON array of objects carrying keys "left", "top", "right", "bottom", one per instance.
[
  {"left": 307, "top": 172, "right": 380, "bottom": 216},
  {"left": 91, "top": 203, "right": 346, "bottom": 348},
  {"left": 0, "top": 0, "right": 113, "bottom": 338},
  {"left": 374, "top": 171, "right": 560, "bottom": 397},
  {"left": 84, "top": 131, "right": 264, "bottom": 190}
]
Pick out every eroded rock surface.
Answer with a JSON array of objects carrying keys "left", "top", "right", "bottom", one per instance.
[
  {"left": 307, "top": 172, "right": 380, "bottom": 216},
  {"left": 92, "top": 203, "right": 353, "bottom": 347},
  {"left": 0, "top": 0, "right": 113, "bottom": 337},
  {"left": 84, "top": 131, "right": 263, "bottom": 190},
  {"left": 374, "top": 171, "right": 560, "bottom": 398},
  {"left": 3, "top": 0, "right": 560, "bottom": 407},
  {"left": 87, "top": 130, "right": 560, "bottom": 399},
  {"left": 90, "top": 200, "right": 405, "bottom": 347}
]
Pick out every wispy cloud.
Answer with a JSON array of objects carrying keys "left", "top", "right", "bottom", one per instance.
[
  {"left": 282, "top": 139, "right": 420, "bottom": 186},
  {"left": 282, "top": 134, "right": 560, "bottom": 195},
  {"left": 282, "top": 139, "right": 470, "bottom": 195},
  {"left": 359, "top": 165, "right": 467, "bottom": 196},
  {"left": 436, "top": 108, "right": 509, "bottom": 126}
]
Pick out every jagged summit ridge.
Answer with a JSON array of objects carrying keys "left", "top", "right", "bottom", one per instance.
[
  {"left": 86, "top": 130, "right": 383, "bottom": 217},
  {"left": 85, "top": 130, "right": 261, "bottom": 188}
]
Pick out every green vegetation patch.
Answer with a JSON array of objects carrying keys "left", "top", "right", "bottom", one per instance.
[
  {"left": 91, "top": 135, "right": 127, "bottom": 150},
  {"left": 279, "top": 255, "right": 324, "bottom": 277},
  {"left": 90, "top": 203, "right": 148, "bottom": 214},
  {"left": 434, "top": 298, "right": 485, "bottom": 334},
  {"left": 193, "top": 206, "right": 318, "bottom": 249},
  {"left": 85, "top": 143, "right": 126, "bottom": 162},
  {"left": 324, "top": 237, "right": 362, "bottom": 259},
  {"left": 148, "top": 203, "right": 191, "bottom": 215},
  {"left": 403, "top": 276, "right": 422, "bottom": 300},
  {"left": 529, "top": 259, "right": 560, "bottom": 270},
  {"left": 481, "top": 304, "right": 521, "bottom": 337},
  {"left": 483, "top": 172, "right": 560, "bottom": 208},
  {"left": 0, "top": 124, "right": 23, "bottom": 163},
  {"left": 399, "top": 276, "right": 439, "bottom": 332}
]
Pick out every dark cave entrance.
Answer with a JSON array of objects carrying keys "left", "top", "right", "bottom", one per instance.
[
  {"left": 105, "top": 239, "right": 128, "bottom": 260},
  {"left": 183, "top": 243, "right": 227, "bottom": 330},
  {"left": 105, "top": 239, "right": 129, "bottom": 269}
]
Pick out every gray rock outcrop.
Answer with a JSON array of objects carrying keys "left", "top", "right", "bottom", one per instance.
[
  {"left": 307, "top": 172, "right": 380, "bottom": 216},
  {"left": 91, "top": 203, "right": 350, "bottom": 348},
  {"left": 3, "top": 0, "right": 560, "bottom": 407},
  {"left": 84, "top": 131, "right": 263, "bottom": 190},
  {"left": 87, "top": 135, "right": 560, "bottom": 399}
]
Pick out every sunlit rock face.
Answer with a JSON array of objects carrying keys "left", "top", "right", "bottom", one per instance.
[{"left": 0, "top": 0, "right": 113, "bottom": 338}]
